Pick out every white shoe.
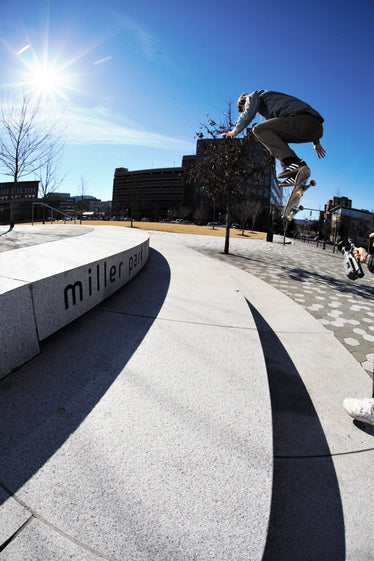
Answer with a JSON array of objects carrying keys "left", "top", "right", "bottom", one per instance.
[{"left": 343, "top": 398, "right": 374, "bottom": 425}]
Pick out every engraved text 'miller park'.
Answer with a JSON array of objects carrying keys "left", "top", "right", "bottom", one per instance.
[{"left": 64, "top": 245, "right": 144, "bottom": 310}]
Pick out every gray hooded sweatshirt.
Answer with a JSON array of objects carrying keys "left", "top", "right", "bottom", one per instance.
[{"left": 232, "top": 90, "right": 324, "bottom": 136}]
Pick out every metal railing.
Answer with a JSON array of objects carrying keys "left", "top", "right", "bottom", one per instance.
[{"left": 31, "top": 202, "right": 76, "bottom": 225}]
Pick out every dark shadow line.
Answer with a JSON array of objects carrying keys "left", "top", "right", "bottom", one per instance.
[
  {"left": 0, "top": 225, "right": 14, "bottom": 236},
  {"left": 0, "top": 248, "right": 171, "bottom": 506},
  {"left": 225, "top": 251, "right": 374, "bottom": 298},
  {"left": 245, "top": 301, "right": 346, "bottom": 560}
]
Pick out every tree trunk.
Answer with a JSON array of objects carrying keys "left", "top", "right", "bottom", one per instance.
[
  {"left": 9, "top": 180, "right": 16, "bottom": 228},
  {"left": 224, "top": 198, "right": 231, "bottom": 254}
]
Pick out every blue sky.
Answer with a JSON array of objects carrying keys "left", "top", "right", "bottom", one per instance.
[{"left": 0, "top": 0, "right": 373, "bottom": 221}]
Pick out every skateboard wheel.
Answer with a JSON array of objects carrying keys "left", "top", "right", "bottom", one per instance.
[
  {"left": 310, "top": 180, "right": 316, "bottom": 186},
  {"left": 296, "top": 190, "right": 303, "bottom": 196}
]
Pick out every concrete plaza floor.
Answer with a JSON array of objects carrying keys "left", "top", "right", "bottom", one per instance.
[
  {"left": 0, "top": 225, "right": 373, "bottom": 560},
  {"left": 168, "top": 231, "right": 374, "bottom": 379}
]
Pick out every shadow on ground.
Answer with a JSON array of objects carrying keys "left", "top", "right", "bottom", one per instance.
[
  {"left": 0, "top": 248, "right": 171, "bottom": 502},
  {"left": 288, "top": 267, "right": 374, "bottom": 298},
  {"left": 227, "top": 251, "right": 374, "bottom": 299},
  {"left": 247, "top": 302, "right": 346, "bottom": 561}
]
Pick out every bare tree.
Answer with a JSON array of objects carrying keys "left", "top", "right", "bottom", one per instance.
[
  {"left": 37, "top": 146, "right": 66, "bottom": 199},
  {"left": 76, "top": 176, "right": 88, "bottom": 222},
  {"left": 78, "top": 175, "right": 88, "bottom": 197},
  {"left": 0, "top": 92, "right": 65, "bottom": 226},
  {"left": 189, "top": 102, "right": 273, "bottom": 254},
  {"left": 233, "top": 198, "right": 262, "bottom": 234},
  {"left": 247, "top": 198, "right": 263, "bottom": 232},
  {"left": 36, "top": 151, "right": 67, "bottom": 224}
]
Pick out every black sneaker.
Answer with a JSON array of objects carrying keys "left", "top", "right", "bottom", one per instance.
[
  {"left": 278, "top": 177, "right": 295, "bottom": 186},
  {"left": 278, "top": 160, "right": 307, "bottom": 179}
]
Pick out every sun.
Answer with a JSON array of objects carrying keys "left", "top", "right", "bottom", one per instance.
[
  {"left": 16, "top": 44, "right": 77, "bottom": 104},
  {"left": 28, "top": 62, "right": 69, "bottom": 100},
  {"left": 8, "top": 20, "right": 115, "bottom": 106},
  {"left": 7, "top": 15, "right": 118, "bottom": 106}
]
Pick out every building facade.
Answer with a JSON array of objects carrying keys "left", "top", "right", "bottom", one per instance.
[
  {"left": 320, "top": 196, "right": 373, "bottom": 246},
  {"left": 330, "top": 206, "right": 373, "bottom": 246},
  {"left": 195, "top": 135, "right": 280, "bottom": 220},
  {"left": 0, "top": 181, "right": 40, "bottom": 224},
  {"left": 112, "top": 165, "right": 190, "bottom": 221},
  {"left": 0, "top": 180, "right": 39, "bottom": 201},
  {"left": 46, "top": 192, "right": 76, "bottom": 218},
  {"left": 112, "top": 134, "right": 280, "bottom": 228},
  {"left": 0, "top": 183, "right": 111, "bottom": 224}
]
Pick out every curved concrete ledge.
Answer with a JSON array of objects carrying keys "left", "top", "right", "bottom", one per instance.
[
  {"left": 0, "top": 234, "right": 273, "bottom": 560},
  {"left": 0, "top": 225, "right": 149, "bottom": 378}
]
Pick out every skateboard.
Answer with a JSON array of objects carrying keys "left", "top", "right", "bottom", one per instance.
[{"left": 282, "top": 166, "right": 316, "bottom": 220}]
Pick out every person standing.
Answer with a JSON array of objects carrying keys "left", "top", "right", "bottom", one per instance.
[{"left": 343, "top": 233, "right": 374, "bottom": 426}]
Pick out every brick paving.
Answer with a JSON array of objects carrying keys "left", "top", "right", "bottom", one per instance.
[{"left": 150, "top": 231, "right": 374, "bottom": 380}]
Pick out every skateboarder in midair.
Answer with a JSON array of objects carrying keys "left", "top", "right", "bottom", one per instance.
[{"left": 221, "top": 90, "right": 326, "bottom": 184}]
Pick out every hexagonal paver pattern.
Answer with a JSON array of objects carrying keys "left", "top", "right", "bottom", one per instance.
[{"left": 158, "top": 233, "right": 374, "bottom": 378}]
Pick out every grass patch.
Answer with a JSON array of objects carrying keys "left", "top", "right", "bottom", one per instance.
[{"left": 81, "top": 220, "right": 267, "bottom": 240}]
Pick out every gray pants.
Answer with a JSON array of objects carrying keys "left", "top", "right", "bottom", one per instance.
[{"left": 252, "top": 114, "right": 324, "bottom": 165}]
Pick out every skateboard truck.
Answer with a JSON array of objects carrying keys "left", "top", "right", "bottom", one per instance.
[{"left": 338, "top": 238, "right": 365, "bottom": 280}]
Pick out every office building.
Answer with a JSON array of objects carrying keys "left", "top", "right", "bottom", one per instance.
[{"left": 112, "top": 134, "right": 280, "bottom": 228}]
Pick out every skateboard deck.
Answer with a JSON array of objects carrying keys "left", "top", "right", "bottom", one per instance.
[{"left": 282, "top": 166, "right": 315, "bottom": 220}]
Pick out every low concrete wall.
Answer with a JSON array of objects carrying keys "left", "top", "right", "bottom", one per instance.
[{"left": 0, "top": 226, "right": 149, "bottom": 378}]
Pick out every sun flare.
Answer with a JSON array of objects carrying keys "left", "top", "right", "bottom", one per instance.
[
  {"left": 29, "top": 63, "right": 68, "bottom": 99},
  {"left": 16, "top": 44, "right": 77, "bottom": 104}
]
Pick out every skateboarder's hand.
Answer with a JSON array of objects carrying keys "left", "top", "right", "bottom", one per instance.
[
  {"left": 314, "top": 142, "right": 326, "bottom": 158},
  {"left": 354, "top": 247, "right": 368, "bottom": 263},
  {"left": 221, "top": 131, "right": 235, "bottom": 138}
]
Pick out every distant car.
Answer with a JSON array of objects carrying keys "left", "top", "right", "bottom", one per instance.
[
  {"left": 231, "top": 223, "right": 240, "bottom": 229},
  {"left": 207, "top": 221, "right": 222, "bottom": 227},
  {"left": 141, "top": 217, "right": 149, "bottom": 222}
]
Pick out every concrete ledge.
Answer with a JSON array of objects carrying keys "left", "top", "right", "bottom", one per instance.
[
  {"left": 0, "top": 226, "right": 149, "bottom": 378},
  {"left": 0, "top": 235, "right": 273, "bottom": 560},
  {"left": 0, "top": 278, "right": 40, "bottom": 379}
]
